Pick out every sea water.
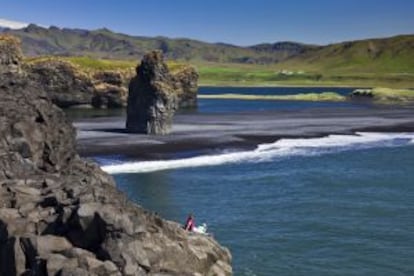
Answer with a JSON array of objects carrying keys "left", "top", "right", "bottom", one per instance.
[
  {"left": 99, "top": 134, "right": 414, "bottom": 275},
  {"left": 82, "top": 87, "right": 414, "bottom": 275}
]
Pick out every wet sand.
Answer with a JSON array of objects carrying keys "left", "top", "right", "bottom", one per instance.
[{"left": 75, "top": 106, "right": 414, "bottom": 160}]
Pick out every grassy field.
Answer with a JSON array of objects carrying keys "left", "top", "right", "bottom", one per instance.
[
  {"left": 24, "top": 55, "right": 414, "bottom": 89},
  {"left": 195, "top": 62, "right": 414, "bottom": 88},
  {"left": 23, "top": 55, "right": 414, "bottom": 103},
  {"left": 195, "top": 35, "right": 414, "bottom": 88},
  {"left": 24, "top": 56, "right": 190, "bottom": 82}
]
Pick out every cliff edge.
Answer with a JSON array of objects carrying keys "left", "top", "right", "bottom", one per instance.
[{"left": 0, "top": 35, "right": 231, "bottom": 276}]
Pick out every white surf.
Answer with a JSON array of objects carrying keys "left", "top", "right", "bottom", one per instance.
[{"left": 101, "top": 132, "right": 414, "bottom": 174}]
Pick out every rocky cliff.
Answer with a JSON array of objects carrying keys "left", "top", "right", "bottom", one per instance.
[
  {"left": 126, "top": 51, "right": 179, "bottom": 134},
  {"left": 26, "top": 59, "right": 95, "bottom": 108},
  {"left": 91, "top": 71, "right": 128, "bottom": 109},
  {"left": 0, "top": 35, "right": 231, "bottom": 276},
  {"left": 173, "top": 66, "right": 199, "bottom": 109},
  {"left": 1, "top": 34, "right": 198, "bottom": 110}
]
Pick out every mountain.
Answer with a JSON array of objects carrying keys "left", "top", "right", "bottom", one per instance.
[
  {"left": 1, "top": 24, "right": 413, "bottom": 73},
  {"left": 1, "top": 24, "right": 313, "bottom": 63}
]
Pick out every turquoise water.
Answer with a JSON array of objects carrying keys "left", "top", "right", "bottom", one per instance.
[{"left": 80, "top": 86, "right": 414, "bottom": 275}]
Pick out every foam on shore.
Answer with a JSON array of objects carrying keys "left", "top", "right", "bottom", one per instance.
[{"left": 101, "top": 132, "right": 414, "bottom": 174}]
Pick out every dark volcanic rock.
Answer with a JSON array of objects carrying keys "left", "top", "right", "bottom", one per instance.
[
  {"left": 0, "top": 35, "right": 23, "bottom": 74},
  {"left": 91, "top": 71, "right": 127, "bottom": 109},
  {"left": 26, "top": 60, "right": 95, "bottom": 108},
  {"left": 173, "top": 66, "right": 199, "bottom": 109},
  {"left": 1, "top": 35, "right": 198, "bottom": 111},
  {"left": 349, "top": 88, "right": 374, "bottom": 98},
  {"left": 0, "top": 46, "right": 231, "bottom": 275},
  {"left": 93, "top": 71, "right": 123, "bottom": 86},
  {"left": 126, "top": 51, "right": 178, "bottom": 134},
  {"left": 0, "top": 80, "right": 76, "bottom": 174}
]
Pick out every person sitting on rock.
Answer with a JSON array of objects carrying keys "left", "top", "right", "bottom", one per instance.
[{"left": 184, "top": 213, "right": 195, "bottom": 231}]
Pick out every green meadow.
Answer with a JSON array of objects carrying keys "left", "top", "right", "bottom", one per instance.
[{"left": 23, "top": 34, "right": 414, "bottom": 103}]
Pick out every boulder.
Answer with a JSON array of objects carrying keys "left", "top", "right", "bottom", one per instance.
[
  {"left": 46, "top": 253, "right": 78, "bottom": 276},
  {"left": 349, "top": 88, "right": 374, "bottom": 98},
  {"left": 126, "top": 50, "right": 178, "bottom": 134},
  {"left": 35, "top": 235, "right": 73, "bottom": 256},
  {"left": 0, "top": 44, "right": 231, "bottom": 275}
]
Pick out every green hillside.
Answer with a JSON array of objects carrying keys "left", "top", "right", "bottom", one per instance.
[
  {"left": 283, "top": 35, "right": 414, "bottom": 74},
  {"left": 3, "top": 24, "right": 413, "bottom": 87},
  {"left": 197, "top": 35, "right": 414, "bottom": 87}
]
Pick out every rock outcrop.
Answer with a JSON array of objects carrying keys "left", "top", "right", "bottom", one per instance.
[
  {"left": 0, "top": 35, "right": 23, "bottom": 74},
  {"left": 126, "top": 51, "right": 178, "bottom": 134},
  {"left": 349, "top": 88, "right": 374, "bottom": 99},
  {"left": 0, "top": 41, "right": 231, "bottom": 275},
  {"left": 2, "top": 35, "right": 199, "bottom": 110},
  {"left": 173, "top": 66, "right": 199, "bottom": 109},
  {"left": 26, "top": 59, "right": 95, "bottom": 108},
  {"left": 91, "top": 71, "right": 128, "bottom": 109}
]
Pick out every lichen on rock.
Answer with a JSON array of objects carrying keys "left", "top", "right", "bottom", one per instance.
[
  {"left": 0, "top": 35, "right": 23, "bottom": 74},
  {"left": 173, "top": 65, "right": 199, "bottom": 109},
  {"left": 91, "top": 71, "right": 127, "bottom": 109},
  {"left": 26, "top": 59, "right": 95, "bottom": 108}
]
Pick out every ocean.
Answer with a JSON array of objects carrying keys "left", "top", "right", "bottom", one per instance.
[{"left": 78, "top": 87, "right": 414, "bottom": 275}]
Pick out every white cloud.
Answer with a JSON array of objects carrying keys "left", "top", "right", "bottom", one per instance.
[{"left": 0, "top": 18, "right": 29, "bottom": 29}]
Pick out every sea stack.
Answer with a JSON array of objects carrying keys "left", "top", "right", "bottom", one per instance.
[{"left": 126, "top": 50, "right": 178, "bottom": 134}]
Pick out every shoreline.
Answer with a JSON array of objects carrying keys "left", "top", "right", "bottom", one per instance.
[
  {"left": 199, "top": 83, "right": 366, "bottom": 88},
  {"left": 75, "top": 106, "right": 414, "bottom": 161}
]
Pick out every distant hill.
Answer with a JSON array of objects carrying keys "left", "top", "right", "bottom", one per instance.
[
  {"left": 1, "top": 24, "right": 312, "bottom": 64},
  {"left": 280, "top": 34, "right": 414, "bottom": 74},
  {"left": 1, "top": 24, "right": 413, "bottom": 75}
]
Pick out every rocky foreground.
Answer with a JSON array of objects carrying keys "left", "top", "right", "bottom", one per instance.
[{"left": 0, "top": 35, "right": 231, "bottom": 275}]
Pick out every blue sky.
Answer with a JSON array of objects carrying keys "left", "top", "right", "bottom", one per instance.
[{"left": 1, "top": 0, "right": 413, "bottom": 45}]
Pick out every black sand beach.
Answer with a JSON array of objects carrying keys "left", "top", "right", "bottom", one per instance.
[{"left": 74, "top": 106, "right": 414, "bottom": 160}]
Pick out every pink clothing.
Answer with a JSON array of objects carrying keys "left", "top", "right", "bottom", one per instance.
[{"left": 184, "top": 216, "right": 195, "bottom": 231}]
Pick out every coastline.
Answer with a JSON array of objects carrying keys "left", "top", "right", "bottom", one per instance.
[
  {"left": 199, "top": 83, "right": 366, "bottom": 88},
  {"left": 75, "top": 106, "right": 414, "bottom": 160}
]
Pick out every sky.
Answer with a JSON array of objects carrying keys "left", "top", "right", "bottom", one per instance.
[{"left": 0, "top": 0, "right": 413, "bottom": 46}]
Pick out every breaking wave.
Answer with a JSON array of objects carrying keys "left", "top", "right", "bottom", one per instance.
[{"left": 101, "top": 132, "right": 414, "bottom": 174}]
